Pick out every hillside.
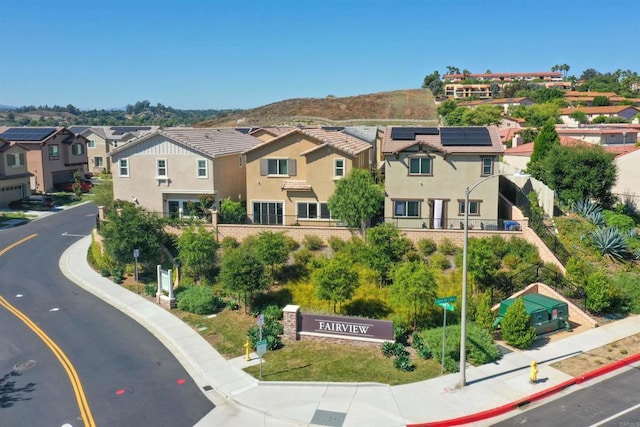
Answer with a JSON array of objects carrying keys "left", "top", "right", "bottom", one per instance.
[{"left": 196, "top": 89, "right": 438, "bottom": 128}]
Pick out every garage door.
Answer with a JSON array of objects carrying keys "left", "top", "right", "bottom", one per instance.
[{"left": 52, "top": 170, "right": 75, "bottom": 184}]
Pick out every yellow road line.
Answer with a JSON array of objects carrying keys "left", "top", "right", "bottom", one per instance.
[
  {"left": 0, "top": 233, "right": 38, "bottom": 256},
  {"left": 0, "top": 296, "right": 96, "bottom": 427}
]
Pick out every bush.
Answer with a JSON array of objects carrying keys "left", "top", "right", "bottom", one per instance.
[
  {"left": 261, "top": 304, "right": 283, "bottom": 322},
  {"left": 591, "top": 227, "right": 629, "bottom": 261},
  {"left": 438, "top": 238, "right": 458, "bottom": 255},
  {"left": 111, "top": 266, "right": 125, "bottom": 283},
  {"left": 417, "top": 238, "right": 437, "bottom": 257},
  {"left": 428, "top": 252, "right": 451, "bottom": 270},
  {"left": 247, "top": 319, "right": 283, "bottom": 351},
  {"left": 292, "top": 248, "right": 313, "bottom": 267},
  {"left": 585, "top": 271, "right": 612, "bottom": 313},
  {"left": 393, "top": 354, "right": 415, "bottom": 371},
  {"left": 143, "top": 283, "right": 157, "bottom": 296},
  {"left": 327, "top": 236, "right": 346, "bottom": 252},
  {"left": 394, "top": 325, "right": 410, "bottom": 346},
  {"left": 443, "top": 356, "right": 459, "bottom": 373},
  {"left": 381, "top": 341, "right": 397, "bottom": 357},
  {"left": 420, "top": 322, "right": 500, "bottom": 367},
  {"left": 302, "top": 234, "right": 324, "bottom": 251},
  {"left": 602, "top": 210, "right": 635, "bottom": 230},
  {"left": 501, "top": 298, "right": 537, "bottom": 349},
  {"left": 176, "top": 286, "right": 224, "bottom": 315},
  {"left": 220, "top": 236, "right": 240, "bottom": 252}
]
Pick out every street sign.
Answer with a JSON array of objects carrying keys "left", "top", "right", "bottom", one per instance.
[
  {"left": 256, "top": 339, "right": 267, "bottom": 356},
  {"left": 435, "top": 296, "right": 457, "bottom": 304},
  {"left": 133, "top": 248, "right": 140, "bottom": 258},
  {"left": 257, "top": 314, "right": 264, "bottom": 326},
  {"left": 437, "top": 302, "right": 455, "bottom": 312}
]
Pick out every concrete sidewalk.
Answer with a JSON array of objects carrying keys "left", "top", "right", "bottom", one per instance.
[{"left": 60, "top": 235, "right": 640, "bottom": 427}]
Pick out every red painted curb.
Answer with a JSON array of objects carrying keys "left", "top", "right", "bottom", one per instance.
[{"left": 407, "top": 352, "right": 640, "bottom": 427}]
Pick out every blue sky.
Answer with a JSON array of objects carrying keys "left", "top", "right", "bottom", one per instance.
[{"left": 1, "top": 0, "right": 638, "bottom": 110}]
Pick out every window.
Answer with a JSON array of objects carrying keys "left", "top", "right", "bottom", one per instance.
[
  {"left": 49, "top": 145, "right": 59, "bottom": 160},
  {"left": 119, "top": 159, "right": 129, "bottom": 177},
  {"left": 394, "top": 200, "right": 420, "bottom": 217},
  {"left": 73, "top": 143, "right": 84, "bottom": 155},
  {"left": 297, "top": 202, "right": 331, "bottom": 220},
  {"left": 409, "top": 157, "right": 432, "bottom": 175},
  {"left": 268, "top": 158, "right": 288, "bottom": 175},
  {"left": 481, "top": 157, "right": 493, "bottom": 176},
  {"left": 156, "top": 159, "right": 167, "bottom": 178},
  {"left": 253, "top": 202, "right": 283, "bottom": 225},
  {"left": 459, "top": 200, "right": 480, "bottom": 216},
  {"left": 7, "top": 152, "right": 25, "bottom": 167},
  {"left": 197, "top": 159, "right": 208, "bottom": 178},
  {"left": 87, "top": 140, "right": 96, "bottom": 148},
  {"left": 334, "top": 158, "right": 345, "bottom": 178},
  {"left": 94, "top": 157, "right": 103, "bottom": 167}
]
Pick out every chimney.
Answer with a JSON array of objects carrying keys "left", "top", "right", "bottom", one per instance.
[{"left": 512, "top": 135, "right": 523, "bottom": 147}]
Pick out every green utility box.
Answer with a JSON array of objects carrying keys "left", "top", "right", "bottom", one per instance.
[{"left": 493, "top": 293, "right": 570, "bottom": 334}]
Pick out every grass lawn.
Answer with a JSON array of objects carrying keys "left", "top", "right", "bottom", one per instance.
[
  {"left": 244, "top": 340, "right": 443, "bottom": 385},
  {"left": 0, "top": 211, "right": 34, "bottom": 226}
]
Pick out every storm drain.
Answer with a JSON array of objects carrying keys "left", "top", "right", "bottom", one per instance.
[
  {"left": 310, "top": 409, "right": 346, "bottom": 427},
  {"left": 13, "top": 360, "right": 36, "bottom": 371}
]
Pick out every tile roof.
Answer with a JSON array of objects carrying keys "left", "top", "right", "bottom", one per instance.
[
  {"left": 244, "top": 128, "right": 371, "bottom": 157},
  {"left": 565, "top": 91, "right": 618, "bottom": 97},
  {"left": 381, "top": 126, "right": 504, "bottom": 155},
  {"left": 109, "top": 127, "right": 259, "bottom": 158},
  {"left": 556, "top": 126, "right": 639, "bottom": 135},
  {"left": 458, "top": 97, "right": 531, "bottom": 107},
  {"left": 604, "top": 145, "right": 640, "bottom": 158},
  {"left": 559, "top": 106, "right": 640, "bottom": 115},
  {"left": 249, "top": 127, "right": 295, "bottom": 137},
  {"left": 281, "top": 180, "right": 312, "bottom": 191}
]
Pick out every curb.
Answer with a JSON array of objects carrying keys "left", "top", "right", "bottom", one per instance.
[{"left": 408, "top": 352, "right": 640, "bottom": 427}]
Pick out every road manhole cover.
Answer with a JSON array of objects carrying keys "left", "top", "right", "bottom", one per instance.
[{"left": 13, "top": 360, "right": 36, "bottom": 371}]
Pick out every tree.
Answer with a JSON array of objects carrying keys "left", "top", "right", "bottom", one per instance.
[
  {"left": 437, "top": 99, "right": 458, "bottom": 117},
  {"left": 389, "top": 260, "right": 437, "bottom": 328},
  {"left": 446, "top": 65, "right": 461, "bottom": 75},
  {"left": 527, "top": 119, "right": 560, "bottom": 181},
  {"left": 219, "top": 246, "right": 268, "bottom": 313},
  {"left": 101, "top": 202, "right": 165, "bottom": 268},
  {"left": 569, "top": 110, "right": 588, "bottom": 124},
  {"left": 580, "top": 68, "right": 600, "bottom": 81},
  {"left": 176, "top": 226, "right": 219, "bottom": 284},
  {"left": 254, "top": 231, "right": 291, "bottom": 282},
  {"left": 327, "top": 169, "right": 384, "bottom": 237},
  {"left": 312, "top": 255, "right": 359, "bottom": 313},
  {"left": 467, "top": 238, "right": 502, "bottom": 290},
  {"left": 501, "top": 298, "right": 537, "bottom": 349},
  {"left": 542, "top": 145, "right": 617, "bottom": 207},
  {"left": 592, "top": 96, "right": 611, "bottom": 106},
  {"left": 585, "top": 271, "right": 612, "bottom": 313},
  {"left": 475, "top": 291, "right": 495, "bottom": 331},
  {"left": 509, "top": 103, "right": 560, "bottom": 127},
  {"left": 461, "top": 105, "right": 503, "bottom": 126},
  {"left": 365, "top": 223, "right": 413, "bottom": 285},
  {"left": 219, "top": 197, "right": 246, "bottom": 224},
  {"left": 422, "top": 70, "right": 443, "bottom": 97}
]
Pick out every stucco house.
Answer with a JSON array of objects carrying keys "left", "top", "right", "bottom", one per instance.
[
  {"left": 559, "top": 106, "right": 640, "bottom": 125},
  {"left": 243, "top": 127, "right": 372, "bottom": 226},
  {"left": 555, "top": 125, "right": 638, "bottom": 146},
  {"left": 0, "top": 127, "right": 89, "bottom": 192},
  {"left": 382, "top": 126, "right": 508, "bottom": 230},
  {"left": 108, "top": 128, "right": 259, "bottom": 217},
  {"left": 610, "top": 147, "right": 640, "bottom": 206},
  {"left": 0, "top": 138, "right": 31, "bottom": 207},
  {"left": 70, "top": 126, "right": 159, "bottom": 175}
]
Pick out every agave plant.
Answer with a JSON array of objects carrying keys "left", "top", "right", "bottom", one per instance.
[
  {"left": 572, "top": 199, "right": 602, "bottom": 218},
  {"left": 591, "top": 227, "right": 629, "bottom": 261},
  {"left": 393, "top": 354, "right": 415, "bottom": 372}
]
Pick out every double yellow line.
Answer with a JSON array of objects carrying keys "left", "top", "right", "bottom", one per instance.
[{"left": 0, "top": 235, "right": 95, "bottom": 426}]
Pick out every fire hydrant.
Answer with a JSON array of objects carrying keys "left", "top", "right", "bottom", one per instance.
[
  {"left": 244, "top": 339, "right": 251, "bottom": 361},
  {"left": 529, "top": 361, "right": 538, "bottom": 383}
]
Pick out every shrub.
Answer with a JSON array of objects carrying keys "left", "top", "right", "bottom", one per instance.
[
  {"left": 394, "top": 325, "right": 410, "bottom": 346},
  {"left": 438, "top": 238, "right": 458, "bottom": 255},
  {"left": 602, "top": 210, "right": 635, "bottom": 230},
  {"left": 443, "top": 356, "right": 459, "bottom": 373},
  {"left": 428, "top": 252, "right": 451, "bottom": 270},
  {"left": 261, "top": 304, "right": 283, "bottom": 322},
  {"left": 585, "top": 271, "right": 612, "bottom": 313},
  {"left": 220, "top": 236, "right": 240, "bottom": 252},
  {"left": 247, "top": 319, "right": 283, "bottom": 351},
  {"left": 176, "top": 286, "right": 224, "bottom": 315},
  {"left": 420, "top": 322, "right": 500, "bottom": 366},
  {"left": 327, "top": 236, "right": 346, "bottom": 252},
  {"left": 143, "top": 283, "right": 157, "bottom": 296},
  {"left": 381, "top": 341, "right": 397, "bottom": 357},
  {"left": 226, "top": 298, "right": 239, "bottom": 310},
  {"left": 416, "top": 344, "right": 432, "bottom": 360},
  {"left": 417, "top": 238, "right": 437, "bottom": 257},
  {"left": 111, "top": 266, "right": 125, "bottom": 284},
  {"left": 302, "top": 234, "right": 324, "bottom": 251},
  {"left": 501, "top": 298, "right": 537, "bottom": 349},
  {"left": 393, "top": 354, "right": 415, "bottom": 371}
]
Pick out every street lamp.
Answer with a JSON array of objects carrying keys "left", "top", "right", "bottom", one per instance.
[{"left": 458, "top": 172, "right": 530, "bottom": 388}]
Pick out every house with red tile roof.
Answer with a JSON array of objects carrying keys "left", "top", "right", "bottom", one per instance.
[
  {"left": 243, "top": 128, "right": 372, "bottom": 226},
  {"left": 559, "top": 106, "right": 640, "bottom": 125},
  {"left": 555, "top": 125, "right": 638, "bottom": 145}
]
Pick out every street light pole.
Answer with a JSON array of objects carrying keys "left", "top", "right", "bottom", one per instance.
[{"left": 458, "top": 171, "right": 530, "bottom": 388}]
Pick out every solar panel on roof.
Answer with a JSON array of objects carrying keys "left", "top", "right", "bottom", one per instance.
[
  {"left": 0, "top": 127, "right": 57, "bottom": 141},
  {"left": 390, "top": 127, "right": 439, "bottom": 140},
  {"left": 440, "top": 127, "right": 492, "bottom": 146}
]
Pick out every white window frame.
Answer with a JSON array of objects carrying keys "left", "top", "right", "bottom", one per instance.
[
  {"left": 119, "top": 158, "right": 129, "bottom": 177},
  {"left": 197, "top": 159, "right": 208, "bottom": 178},
  {"left": 49, "top": 144, "right": 59, "bottom": 160},
  {"left": 334, "top": 158, "right": 345, "bottom": 179},
  {"left": 7, "top": 152, "right": 25, "bottom": 168},
  {"left": 156, "top": 158, "right": 168, "bottom": 178},
  {"left": 72, "top": 143, "right": 84, "bottom": 155},
  {"left": 459, "top": 200, "right": 480, "bottom": 216},
  {"left": 394, "top": 200, "right": 420, "bottom": 217},
  {"left": 409, "top": 157, "right": 432, "bottom": 175},
  {"left": 267, "top": 158, "right": 288, "bottom": 176},
  {"left": 94, "top": 157, "right": 103, "bottom": 167},
  {"left": 297, "top": 202, "right": 331, "bottom": 220},
  {"left": 481, "top": 157, "right": 493, "bottom": 176},
  {"left": 87, "top": 140, "right": 96, "bottom": 148}
]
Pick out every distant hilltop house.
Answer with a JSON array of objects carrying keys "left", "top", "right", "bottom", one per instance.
[
  {"left": 442, "top": 72, "right": 571, "bottom": 100},
  {"left": 559, "top": 106, "right": 640, "bottom": 125}
]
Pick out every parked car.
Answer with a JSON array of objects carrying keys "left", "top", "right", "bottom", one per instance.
[
  {"left": 8, "top": 195, "right": 56, "bottom": 211},
  {"left": 57, "top": 179, "right": 93, "bottom": 193}
]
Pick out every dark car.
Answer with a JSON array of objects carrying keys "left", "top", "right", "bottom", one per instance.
[
  {"left": 58, "top": 179, "right": 93, "bottom": 193},
  {"left": 8, "top": 195, "right": 56, "bottom": 211}
]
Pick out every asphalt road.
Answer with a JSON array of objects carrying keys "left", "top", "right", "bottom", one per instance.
[
  {"left": 494, "top": 366, "right": 640, "bottom": 427},
  {"left": 0, "top": 203, "right": 214, "bottom": 426}
]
